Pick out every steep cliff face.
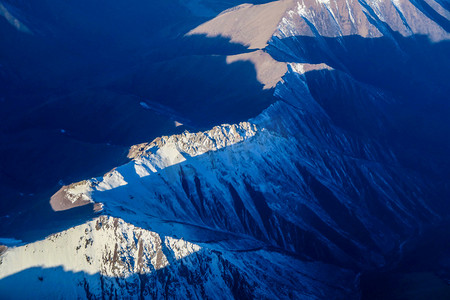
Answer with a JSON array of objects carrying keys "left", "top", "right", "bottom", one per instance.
[
  {"left": 0, "top": 216, "right": 357, "bottom": 299},
  {"left": 268, "top": 0, "right": 450, "bottom": 168},
  {"left": 1, "top": 0, "right": 449, "bottom": 298},
  {"left": 273, "top": 0, "right": 449, "bottom": 40}
]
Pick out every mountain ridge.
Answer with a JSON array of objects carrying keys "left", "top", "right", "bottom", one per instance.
[{"left": 1, "top": 0, "right": 450, "bottom": 298}]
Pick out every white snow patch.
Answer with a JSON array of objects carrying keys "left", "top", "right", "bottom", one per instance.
[
  {"left": 290, "top": 63, "right": 305, "bottom": 74},
  {"left": 345, "top": 0, "right": 356, "bottom": 24},
  {"left": 96, "top": 170, "right": 128, "bottom": 191},
  {"left": 156, "top": 144, "right": 187, "bottom": 167},
  {"left": 165, "top": 236, "right": 202, "bottom": 261},
  {"left": 316, "top": 0, "right": 330, "bottom": 5}
]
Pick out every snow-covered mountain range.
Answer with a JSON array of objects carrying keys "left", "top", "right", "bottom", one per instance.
[{"left": 1, "top": 0, "right": 450, "bottom": 298}]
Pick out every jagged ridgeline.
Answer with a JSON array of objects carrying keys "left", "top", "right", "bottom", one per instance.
[{"left": 1, "top": 0, "right": 450, "bottom": 299}]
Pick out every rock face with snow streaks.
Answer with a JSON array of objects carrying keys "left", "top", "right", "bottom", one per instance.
[
  {"left": 0, "top": 216, "right": 357, "bottom": 299},
  {"left": 1, "top": 0, "right": 450, "bottom": 298}
]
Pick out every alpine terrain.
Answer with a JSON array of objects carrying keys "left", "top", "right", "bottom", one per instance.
[{"left": 0, "top": 0, "right": 450, "bottom": 299}]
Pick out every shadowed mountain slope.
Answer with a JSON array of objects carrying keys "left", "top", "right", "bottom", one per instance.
[{"left": 1, "top": 0, "right": 450, "bottom": 298}]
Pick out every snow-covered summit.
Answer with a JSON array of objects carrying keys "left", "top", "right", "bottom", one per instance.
[
  {"left": 128, "top": 122, "right": 258, "bottom": 159},
  {"left": 51, "top": 122, "right": 259, "bottom": 212}
]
